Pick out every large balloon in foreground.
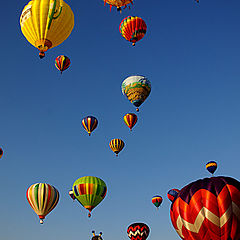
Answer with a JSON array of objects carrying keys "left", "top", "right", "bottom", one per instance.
[
  {"left": 55, "top": 55, "right": 71, "bottom": 74},
  {"left": 206, "top": 160, "right": 217, "bottom": 175},
  {"left": 123, "top": 113, "right": 137, "bottom": 131},
  {"left": 152, "top": 195, "right": 163, "bottom": 209},
  {"left": 122, "top": 76, "right": 151, "bottom": 111},
  {"left": 167, "top": 189, "right": 180, "bottom": 202},
  {"left": 127, "top": 223, "right": 150, "bottom": 240},
  {"left": 26, "top": 183, "right": 59, "bottom": 224},
  {"left": 0, "top": 148, "right": 3, "bottom": 159},
  {"left": 109, "top": 139, "right": 125, "bottom": 156},
  {"left": 20, "top": 0, "right": 74, "bottom": 58},
  {"left": 103, "top": 0, "right": 133, "bottom": 12},
  {"left": 82, "top": 116, "right": 98, "bottom": 136},
  {"left": 170, "top": 176, "right": 240, "bottom": 239},
  {"left": 72, "top": 176, "right": 107, "bottom": 217},
  {"left": 119, "top": 16, "right": 147, "bottom": 46}
]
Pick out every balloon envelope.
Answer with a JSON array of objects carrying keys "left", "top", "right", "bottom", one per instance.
[
  {"left": 170, "top": 176, "right": 240, "bottom": 239},
  {"left": 123, "top": 113, "right": 137, "bottom": 131},
  {"left": 127, "top": 223, "right": 150, "bottom": 240},
  {"left": 103, "top": 0, "right": 133, "bottom": 11},
  {"left": 82, "top": 116, "right": 98, "bottom": 136},
  {"left": 72, "top": 176, "right": 107, "bottom": 217},
  {"left": 206, "top": 160, "right": 217, "bottom": 174},
  {"left": 167, "top": 189, "right": 180, "bottom": 202},
  {"left": 109, "top": 139, "right": 125, "bottom": 156},
  {"left": 20, "top": 0, "right": 74, "bottom": 58},
  {"left": 152, "top": 195, "right": 163, "bottom": 208},
  {"left": 55, "top": 55, "right": 71, "bottom": 74},
  {"left": 120, "top": 16, "right": 147, "bottom": 46},
  {"left": 26, "top": 183, "right": 59, "bottom": 224},
  {"left": 122, "top": 76, "right": 151, "bottom": 111}
]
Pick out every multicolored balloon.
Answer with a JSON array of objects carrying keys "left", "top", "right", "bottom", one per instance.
[
  {"left": 55, "top": 55, "right": 71, "bottom": 74},
  {"left": 26, "top": 183, "right": 59, "bottom": 224},
  {"left": 206, "top": 160, "right": 217, "bottom": 175},
  {"left": 92, "top": 231, "right": 103, "bottom": 240},
  {"left": 127, "top": 223, "right": 150, "bottom": 240},
  {"left": 170, "top": 176, "right": 240, "bottom": 239},
  {"left": 20, "top": 0, "right": 74, "bottom": 58},
  {"left": 119, "top": 16, "right": 147, "bottom": 46},
  {"left": 103, "top": 0, "right": 133, "bottom": 12},
  {"left": 69, "top": 189, "right": 76, "bottom": 201},
  {"left": 72, "top": 176, "right": 107, "bottom": 217},
  {"left": 167, "top": 189, "right": 180, "bottom": 202},
  {"left": 123, "top": 113, "right": 138, "bottom": 131},
  {"left": 0, "top": 148, "right": 3, "bottom": 159},
  {"left": 109, "top": 139, "right": 125, "bottom": 156},
  {"left": 122, "top": 75, "right": 151, "bottom": 111},
  {"left": 152, "top": 195, "right": 163, "bottom": 209},
  {"left": 82, "top": 116, "right": 98, "bottom": 136}
]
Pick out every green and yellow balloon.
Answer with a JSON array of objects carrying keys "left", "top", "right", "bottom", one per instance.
[{"left": 72, "top": 176, "right": 107, "bottom": 217}]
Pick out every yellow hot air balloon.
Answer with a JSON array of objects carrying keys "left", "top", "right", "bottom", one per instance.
[
  {"left": 109, "top": 139, "right": 125, "bottom": 157},
  {"left": 20, "top": 0, "right": 74, "bottom": 58}
]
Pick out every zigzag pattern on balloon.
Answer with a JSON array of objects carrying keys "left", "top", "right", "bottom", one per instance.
[
  {"left": 170, "top": 178, "right": 240, "bottom": 240},
  {"left": 128, "top": 230, "right": 149, "bottom": 238}
]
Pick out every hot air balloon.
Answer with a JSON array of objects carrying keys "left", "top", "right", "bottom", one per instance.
[
  {"left": 82, "top": 116, "right": 98, "bottom": 136},
  {"left": 72, "top": 176, "right": 107, "bottom": 217},
  {"left": 122, "top": 75, "right": 151, "bottom": 111},
  {"left": 55, "top": 55, "right": 71, "bottom": 74},
  {"left": 119, "top": 16, "right": 147, "bottom": 46},
  {"left": 69, "top": 189, "right": 76, "bottom": 201},
  {"left": 152, "top": 195, "right": 163, "bottom": 209},
  {"left": 170, "top": 176, "right": 240, "bottom": 239},
  {"left": 123, "top": 113, "right": 137, "bottom": 131},
  {"left": 92, "top": 231, "right": 103, "bottom": 240},
  {"left": 127, "top": 223, "right": 150, "bottom": 240},
  {"left": 20, "top": 0, "right": 74, "bottom": 58},
  {"left": 167, "top": 189, "right": 180, "bottom": 202},
  {"left": 26, "top": 183, "right": 59, "bottom": 224},
  {"left": 109, "top": 139, "right": 125, "bottom": 156},
  {"left": 206, "top": 160, "right": 217, "bottom": 175},
  {"left": 103, "top": 0, "right": 133, "bottom": 12},
  {"left": 0, "top": 148, "right": 3, "bottom": 159}
]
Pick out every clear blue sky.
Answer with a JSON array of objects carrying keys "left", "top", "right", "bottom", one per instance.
[{"left": 1, "top": 0, "right": 240, "bottom": 239}]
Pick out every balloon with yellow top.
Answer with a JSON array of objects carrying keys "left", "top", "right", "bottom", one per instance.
[{"left": 20, "top": 0, "right": 74, "bottom": 59}]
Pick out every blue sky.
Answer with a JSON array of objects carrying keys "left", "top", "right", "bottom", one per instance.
[{"left": 1, "top": 0, "right": 240, "bottom": 239}]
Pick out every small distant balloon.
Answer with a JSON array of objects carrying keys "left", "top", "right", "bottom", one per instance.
[
  {"left": 167, "top": 189, "right": 180, "bottom": 202},
  {"left": 55, "top": 55, "right": 71, "bottom": 74},
  {"left": 206, "top": 160, "right": 217, "bottom": 175},
  {"left": 124, "top": 113, "right": 137, "bottom": 131},
  {"left": 92, "top": 231, "right": 103, "bottom": 240},
  {"left": 82, "top": 116, "right": 98, "bottom": 136},
  {"left": 152, "top": 195, "right": 163, "bottom": 209},
  {"left": 103, "top": 0, "right": 134, "bottom": 12},
  {"left": 0, "top": 148, "right": 3, "bottom": 159},
  {"left": 109, "top": 139, "right": 125, "bottom": 156}
]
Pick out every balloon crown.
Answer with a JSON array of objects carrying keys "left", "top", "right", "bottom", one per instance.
[{"left": 92, "top": 231, "right": 103, "bottom": 240}]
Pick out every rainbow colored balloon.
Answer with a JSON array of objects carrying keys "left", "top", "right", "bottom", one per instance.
[
  {"left": 26, "top": 183, "right": 59, "bottom": 224},
  {"left": 167, "top": 189, "right": 180, "bottom": 202},
  {"left": 72, "top": 176, "right": 107, "bottom": 217},
  {"left": 152, "top": 195, "right": 163, "bottom": 208},
  {"left": 170, "top": 176, "right": 240, "bottom": 239},
  {"left": 82, "top": 116, "right": 98, "bottom": 136},
  {"left": 122, "top": 75, "right": 151, "bottom": 112},
  {"left": 119, "top": 16, "right": 147, "bottom": 46},
  {"left": 123, "top": 113, "right": 138, "bottom": 131},
  {"left": 55, "top": 55, "right": 71, "bottom": 74}
]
